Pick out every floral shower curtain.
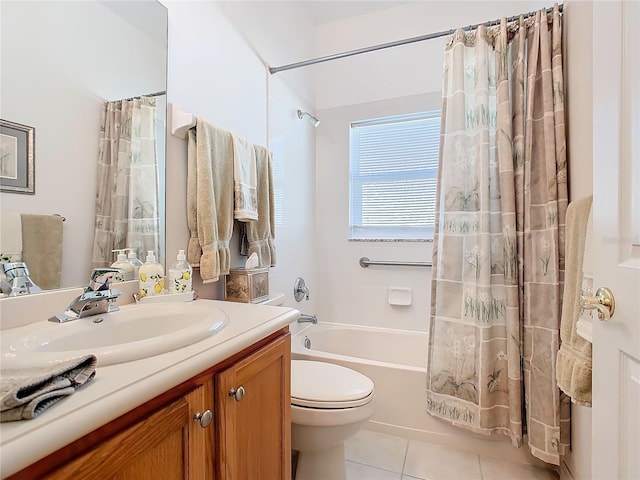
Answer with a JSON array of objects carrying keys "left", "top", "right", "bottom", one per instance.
[
  {"left": 426, "top": 6, "right": 569, "bottom": 464},
  {"left": 92, "top": 97, "right": 160, "bottom": 268}
]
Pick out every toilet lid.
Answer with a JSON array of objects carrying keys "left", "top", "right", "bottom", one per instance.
[{"left": 291, "top": 360, "right": 374, "bottom": 409}]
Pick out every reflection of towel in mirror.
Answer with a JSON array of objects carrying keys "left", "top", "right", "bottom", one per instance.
[
  {"left": 242, "top": 145, "right": 276, "bottom": 268},
  {"left": 187, "top": 118, "right": 234, "bottom": 282},
  {"left": 556, "top": 196, "right": 593, "bottom": 406},
  {"left": 21, "top": 214, "right": 64, "bottom": 289},
  {"left": 0, "top": 355, "right": 97, "bottom": 422},
  {"left": 232, "top": 134, "right": 258, "bottom": 222}
]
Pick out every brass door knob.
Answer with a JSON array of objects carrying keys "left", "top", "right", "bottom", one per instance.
[{"left": 580, "top": 287, "right": 615, "bottom": 321}]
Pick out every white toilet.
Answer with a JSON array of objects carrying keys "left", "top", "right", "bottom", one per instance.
[{"left": 291, "top": 360, "right": 375, "bottom": 480}]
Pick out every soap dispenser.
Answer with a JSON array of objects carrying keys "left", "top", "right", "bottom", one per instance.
[
  {"left": 168, "top": 250, "right": 192, "bottom": 294},
  {"left": 126, "top": 248, "right": 143, "bottom": 279},
  {"left": 138, "top": 250, "right": 165, "bottom": 297},
  {"left": 111, "top": 249, "right": 134, "bottom": 281}
]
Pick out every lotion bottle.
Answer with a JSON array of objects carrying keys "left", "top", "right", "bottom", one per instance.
[
  {"left": 126, "top": 249, "right": 143, "bottom": 279},
  {"left": 111, "top": 249, "right": 134, "bottom": 281},
  {"left": 168, "top": 250, "right": 192, "bottom": 294},
  {"left": 138, "top": 250, "right": 165, "bottom": 297}
]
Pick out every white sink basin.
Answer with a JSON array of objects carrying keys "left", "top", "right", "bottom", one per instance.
[{"left": 1, "top": 302, "right": 228, "bottom": 366}]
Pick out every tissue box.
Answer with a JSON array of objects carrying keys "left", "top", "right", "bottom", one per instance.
[{"left": 225, "top": 267, "right": 269, "bottom": 303}]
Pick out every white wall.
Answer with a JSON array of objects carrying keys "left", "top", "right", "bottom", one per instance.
[
  {"left": 315, "top": 93, "right": 437, "bottom": 332},
  {"left": 267, "top": 78, "right": 317, "bottom": 316},
  {"left": 163, "top": 1, "right": 317, "bottom": 313},
  {"left": 172, "top": 2, "right": 595, "bottom": 476},
  {"left": 314, "top": 1, "right": 550, "bottom": 110},
  {"left": 313, "top": 0, "right": 549, "bottom": 332},
  {"left": 562, "top": 2, "right": 594, "bottom": 479},
  {"left": 313, "top": 4, "right": 594, "bottom": 475},
  {"left": 216, "top": 1, "right": 316, "bottom": 108},
  {"left": 0, "top": 1, "right": 165, "bottom": 288}
]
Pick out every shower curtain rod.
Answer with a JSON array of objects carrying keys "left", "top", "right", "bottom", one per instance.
[
  {"left": 119, "top": 90, "right": 167, "bottom": 102},
  {"left": 269, "top": 4, "right": 563, "bottom": 74}
]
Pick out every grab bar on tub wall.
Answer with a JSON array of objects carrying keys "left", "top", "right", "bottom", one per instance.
[{"left": 359, "top": 257, "right": 432, "bottom": 268}]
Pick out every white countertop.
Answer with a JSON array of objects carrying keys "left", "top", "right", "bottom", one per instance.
[{"left": 0, "top": 298, "right": 299, "bottom": 478}]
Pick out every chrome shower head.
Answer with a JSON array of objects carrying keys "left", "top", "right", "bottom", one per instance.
[{"left": 297, "top": 109, "right": 320, "bottom": 127}]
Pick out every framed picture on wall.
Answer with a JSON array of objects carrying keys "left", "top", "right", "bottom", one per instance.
[{"left": 0, "top": 119, "right": 35, "bottom": 194}]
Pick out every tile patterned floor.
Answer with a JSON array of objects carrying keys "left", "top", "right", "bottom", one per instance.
[{"left": 344, "top": 430, "right": 560, "bottom": 480}]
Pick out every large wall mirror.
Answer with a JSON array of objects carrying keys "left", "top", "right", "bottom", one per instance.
[{"left": 0, "top": 0, "right": 168, "bottom": 291}]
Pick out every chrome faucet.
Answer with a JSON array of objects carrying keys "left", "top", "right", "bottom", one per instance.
[
  {"left": 298, "top": 313, "right": 317, "bottom": 324},
  {"left": 1, "top": 262, "right": 42, "bottom": 297},
  {"left": 88, "top": 267, "right": 125, "bottom": 292},
  {"left": 49, "top": 268, "right": 124, "bottom": 323}
]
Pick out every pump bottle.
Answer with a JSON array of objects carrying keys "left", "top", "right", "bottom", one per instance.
[
  {"left": 126, "top": 249, "right": 143, "bottom": 279},
  {"left": 168, "top": 250, "right": 192, "bottom": 294},
  {"left": 111, "top": 249, "right": 134, "bottom": 281},
  {"left": 138, "top": 251, "right": 165, "bottom": 297}
]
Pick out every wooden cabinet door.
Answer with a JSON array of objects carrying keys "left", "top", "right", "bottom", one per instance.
[
  {"left": 45, "top": 382, "right": 214, "bottom": 480},
  {"left": 46, "top": 397, "right": 190, "bottom": 480},
  {"left": 186, "top": 380, "right": 215, "bottom": 479},
  {"left": 216, "top": 334, "right": 291, "bottom": 480}
]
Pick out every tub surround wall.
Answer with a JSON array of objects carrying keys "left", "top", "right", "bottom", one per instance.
[{"left": 315, "top": 94, "right": 437, "bottom": 333}]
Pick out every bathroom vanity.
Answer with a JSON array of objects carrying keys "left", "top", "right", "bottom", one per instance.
[{"left": 0, "top": 298, "right": 297, "bottom": 479}]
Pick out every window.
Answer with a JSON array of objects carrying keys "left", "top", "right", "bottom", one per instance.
[{"left": 349, "top": 111, "right": 440, "bottom": 241}]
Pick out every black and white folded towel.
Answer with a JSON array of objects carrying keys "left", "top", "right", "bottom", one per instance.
[{"left": 0, "top": 354, "right": 97, "bottom": 422}]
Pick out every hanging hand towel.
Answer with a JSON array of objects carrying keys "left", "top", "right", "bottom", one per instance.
[
  {"left": 0, "top": 355, "right": 97, "bottom": 422},
  {"left": 21, "top": 214, "right": 64, "bottom": 290},
  {"left": 186, "top": 118, "right": 234, "bottom": 282},
  {"left": 244, "top": 145, "right": 276, "bottom": 267},
  {"left": 232, "top": 134, "right": 258, "bottom": 221},
  {"left": 556, "top": 195, "right": 593, "bottom": 406}
]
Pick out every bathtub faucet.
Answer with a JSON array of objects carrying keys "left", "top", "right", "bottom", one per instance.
[{"left": 298, "top": 313, "right": 317, "bottom": 324}]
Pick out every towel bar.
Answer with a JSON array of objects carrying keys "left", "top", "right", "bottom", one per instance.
[
  {"left": 170, "top": 103, "right": 196, "bottom": 139},
  {"left": 359, "top": 257, "right": 432, "bottom": 268}
]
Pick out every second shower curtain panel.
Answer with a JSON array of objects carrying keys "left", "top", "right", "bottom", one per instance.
[{"left": 426, "top": 6, "right": 568, "bottom": 465}]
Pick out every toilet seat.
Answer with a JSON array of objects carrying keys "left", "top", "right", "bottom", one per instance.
[{"left": 291, "top": 360, "right": 374, "bottom": 409}]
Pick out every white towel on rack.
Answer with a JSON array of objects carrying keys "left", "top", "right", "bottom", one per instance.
[
  {"left": 0, "top": 213, "right": 22, "bottom": 262},
  {"left": 243, "top": 144, "right": 276, "bottom": 267},
  {"left": 232, "top": 134, "right": 258, "bottom": 222}
]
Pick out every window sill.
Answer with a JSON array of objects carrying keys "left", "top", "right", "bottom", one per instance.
[{"left": 348, "top": 238, "right": 433, "bottom": 243}]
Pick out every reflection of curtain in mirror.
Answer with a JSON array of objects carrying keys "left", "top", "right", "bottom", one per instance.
[{"left": 92, "top": 97, "right": 159, "bottom": 269}]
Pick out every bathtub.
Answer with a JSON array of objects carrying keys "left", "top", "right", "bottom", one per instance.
[{"left": 291, "top": 322, "right": 546, "bottom": 466}]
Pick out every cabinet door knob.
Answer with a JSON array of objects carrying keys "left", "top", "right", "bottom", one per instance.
[
  {"left": 193, "top": 410, "right": 212, "bottom": 428},
  {"left": 229, "top": 386, "right": 245, "bottom": 402}
]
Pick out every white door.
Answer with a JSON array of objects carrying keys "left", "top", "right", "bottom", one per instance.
[{"left": 591, "top": 1, "right": 640, "bottom": 479}]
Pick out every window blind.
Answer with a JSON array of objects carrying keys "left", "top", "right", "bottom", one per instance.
[{"left": 349, "top": 111, "right": 440, "bottom": 241}]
